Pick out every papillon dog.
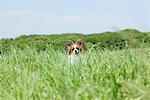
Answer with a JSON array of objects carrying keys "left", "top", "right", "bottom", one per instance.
[{"left": 66, "top": 39, "right": 83, "bottom": 63}]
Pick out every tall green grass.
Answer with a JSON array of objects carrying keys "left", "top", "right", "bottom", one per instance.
[{"left": 0, "top": 47, "right": 150, "bottom": 99}]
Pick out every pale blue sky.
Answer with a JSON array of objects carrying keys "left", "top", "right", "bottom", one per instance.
[{"left": 0, "top": 0, "right": 150, "bottom": 38}]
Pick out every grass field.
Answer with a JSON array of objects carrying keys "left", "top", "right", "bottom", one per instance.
[{"left": 0, "top": 47, "right": 150, "bottom": 100}]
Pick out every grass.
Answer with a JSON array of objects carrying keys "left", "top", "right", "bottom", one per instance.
[{"left": 0, "top": 47, "right": 150, "bottom": 100}]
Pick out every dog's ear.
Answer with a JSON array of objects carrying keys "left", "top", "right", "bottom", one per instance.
[
  {"left": 66, "top": 40, "right": 74, "bottom": 48},
  {"left": 76, "top": 39, "right": 83, "bottom": 47}
]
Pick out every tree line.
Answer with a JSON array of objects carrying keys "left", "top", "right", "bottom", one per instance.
[{"left": 0, "top": 29, "right": 150, "bottom": 54}]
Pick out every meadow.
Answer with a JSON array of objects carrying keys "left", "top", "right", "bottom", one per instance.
[{"left": 0, "top": 46, "right": 150, "bottom": 100}]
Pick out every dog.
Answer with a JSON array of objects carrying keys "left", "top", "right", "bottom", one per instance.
[{"left": 66, "top": 39, "right": 83, "bottom": 63}]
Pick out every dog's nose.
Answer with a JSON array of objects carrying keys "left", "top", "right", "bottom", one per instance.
[{"left": 75, "top": 50, "right": 78, "bottom": 54}]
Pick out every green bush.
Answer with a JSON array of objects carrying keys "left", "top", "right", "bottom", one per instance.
[{"left": 0, "top": 29, "right": 150, "bottom": 53}]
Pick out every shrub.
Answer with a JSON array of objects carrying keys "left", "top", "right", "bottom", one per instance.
[{"left": 0, "top": 29, "right": 150, "bottom": 53}]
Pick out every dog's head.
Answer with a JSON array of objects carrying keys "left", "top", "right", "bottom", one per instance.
[{"left": 66, "top": 39, "right": 83, "bottom": 55}]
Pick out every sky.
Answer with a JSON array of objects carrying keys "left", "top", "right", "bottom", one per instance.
[{"left": 0, "top": 0, "right": 150, "bottom": 38}]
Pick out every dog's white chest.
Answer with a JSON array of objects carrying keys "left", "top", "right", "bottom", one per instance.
[{"left": 67, "top": 54, "right": 79, "bottom": 64}]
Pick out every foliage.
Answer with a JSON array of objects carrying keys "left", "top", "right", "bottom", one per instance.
[
  {"left": 0, "top": 47, "right": 150, "bottom": 99},
  {"left": 0, "top": 28, "right": 150, "bottom": 99},
  {"left": 0, "top": 28, "right": 150, "bottom": 53}
]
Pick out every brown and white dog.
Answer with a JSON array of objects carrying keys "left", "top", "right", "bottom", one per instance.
[{"left": 66, "top": 39, "right": 83, "bottom": 63}]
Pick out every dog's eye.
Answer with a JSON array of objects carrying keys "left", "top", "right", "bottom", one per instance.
[
  {"left": 76, "top": 48, "right": 79, "bottom": 50},
  {"left": 72, "top": 48, "right": 74, "bottom": 51}
]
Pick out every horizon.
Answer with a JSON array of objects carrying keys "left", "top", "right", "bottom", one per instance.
[
  {"left": 0, "top": 0, "right": 150, "bottom": 38},
  {"left": 0, "top": 28, "right": 148, "bottom": 39}
]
